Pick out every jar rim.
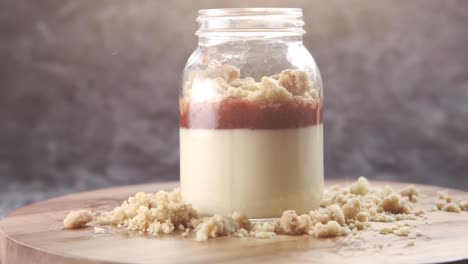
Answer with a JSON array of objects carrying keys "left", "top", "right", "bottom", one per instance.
[
  {"left": 196, "top": 8, "right": 305, "bottom": 37},
  {"left": 198, "top": 8, "right": 303, "bottom": 17}
]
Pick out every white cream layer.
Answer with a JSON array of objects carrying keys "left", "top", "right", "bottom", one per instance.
[{"left": 180, "top": 125, "right": 323, "bottom": 218}]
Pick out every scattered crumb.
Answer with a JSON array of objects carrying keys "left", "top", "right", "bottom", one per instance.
[
  {"left": 93, "top": 227, "right": 106, "bottom": 234},
  {"left": 349, "top": 176, "right": 370, "bottom": 195},
  {"left": 372, "top": 213, "right": 396, "bottom": 222},
  {"left": 438, "top": 190, "right": 452, "bottom": 202},
  {"left": 443, "top": 203, "right": 461, "bottom": 213},
  {"left": 435, "top": 190, "right": 467, "bottom": 212},
  {"left": 313, "top": 221, "right": 342, "bottom": 238},
  {"left": 393, "top": 226, "right": 411, "bottom": 236},
  {"left": 254, "top": 231, "right": 277, "bottom": 239},
  {"left": 356, "top": 212, "right": 368, "bottom": 222},
  {"left": 458, "top": 200, "right": 468, "bottom": 211},
  {"left": 342, "top": 198, "right": 363, "bottom": 221},
  {"left": 354, "top": 221, "right": 368, "bottom": 230},
  {"left": 251, "top": 221, "right": 277, "bottom": 239},
  {"left": 400, "top": 185, "right": 420, "bottom": 202},
  {"left": 278, "top": 210, "right": 312, "bottom": 235},
  {"left": 181, "top": 228, "right": 191, "bottom": 238},
  {"left": 436, "top": 200, "right": 446, "bottom": 210},
  {"left": 378, "top": 193, "right": 412, "bottom": 214},
  {"left": 414, "top": 209, "right": 425, "bottom": 216},
  {"left": 379, "top": 227, "right": 393, "bottom": 234},
  {"left": 232, "top": 211, "right": 252, "bottom": 230},
  {"left": 234, "top": 228, "right": 249, "bottom": 238},
  {"left": 63, "top": 210, "right": 93, "bottom": 229},
  {"left": 194, "top": 215, "right": 236, "bottom": 242},
  {"left": 407, "top": 241, "right": 416, "bottom": 247},
  {"left": 67, "top": 177, "right": 465, "bottom": 243},
  {"left": 395, "top": 214, "right": 417, "bottom": 221},
  {"left": 326, "top": 204, "right": 346, "bottom": 225}
]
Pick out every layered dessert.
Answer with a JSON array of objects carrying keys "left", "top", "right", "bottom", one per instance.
[{"left": 180, "top": 61, "right": 323, "bottom": 218}]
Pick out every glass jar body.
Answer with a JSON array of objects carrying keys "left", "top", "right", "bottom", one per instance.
[{"left": 180, "top": 17, "right": 323, "bottom": 218}]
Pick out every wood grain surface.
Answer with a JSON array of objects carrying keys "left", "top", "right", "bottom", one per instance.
[{"left": 1, "top": 180, "right": 467, "bottom": 264}]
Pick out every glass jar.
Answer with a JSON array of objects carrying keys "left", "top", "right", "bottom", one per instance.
[{"left": 179, "top": 8, "right": 323, "bottom": 218}]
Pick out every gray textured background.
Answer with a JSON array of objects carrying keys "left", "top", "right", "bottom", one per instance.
[{"left": 1, "top": 0, "right": 468, "bottom": 219}]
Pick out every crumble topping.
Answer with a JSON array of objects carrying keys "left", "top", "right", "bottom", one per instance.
[{"left": 183, "top": 60, "right": 319, "bottom": 104}]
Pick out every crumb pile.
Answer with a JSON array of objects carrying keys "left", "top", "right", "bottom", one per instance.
[
  {"left": 63, "top": 177, "right": 468, "bottom": 242},
  {"left": 96, "top": 190, "right": 198, "bottom": 236}
]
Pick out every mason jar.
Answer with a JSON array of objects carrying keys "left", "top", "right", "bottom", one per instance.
[{"left": 180, "top": 8, "right": 323, "bottom": 218}]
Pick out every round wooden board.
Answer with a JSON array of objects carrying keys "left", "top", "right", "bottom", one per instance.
[{"left": 1, "top": 180, "right": 467, "bottom": 264}]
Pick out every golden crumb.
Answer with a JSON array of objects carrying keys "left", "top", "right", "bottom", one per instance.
[
  {"left": 278, "top": 210, "right": 312, "bottom": 235},
  {"left": 457, "top": 200, "right": 468, "bottom": 211},
  {"left": 356, "top": 212, "right": 368, "bottom": 222},
  {"left": 349, "top": 176, "right": 371, "bottom": 195},
  {"left": 438, "top": 190, "right": 452, "bottom": 202},
  {"left": 326, "top": 204, "right": 346, "bottom": 225},
  {"left": 194, "top": 215, "right": 236, "bottom": 242},
  {"left": 313, "top": 221, "right": 342, "bottom": 238},
  {"left": 443, "top": 203, "right": 461, "bottom": 213},
  {"left": 378, "top": 193, "right": 412, "bottom": 214},
  {"left": 407, "top": 241, "right": 416, "bottom": 247},
  {"left": 393, "top": 226, "right": 411, "bottom": 236},
  {"left": 254, "top": 231, "right": 277, "bottom": 239},
  {"left": 181, "top": 228, "right": 191, "bottom": 238},
  {"left": 379, "top": 226, "right": 393, "bottom": 234},
  {"left": 372, "top": 213, "right": 396, "bottom": 222},
  {"left": 232, "top": 211, "right": 252, "bottom": 230},
  {"left": 93, "top": 227, "right": 106, "bottom": 234},
  {"left": 342, "top": 198, "right": 362, "bottom": 221},
  {"left": 400, "top": 185, "right": 420, "bottom": 202},
  {"left": 63, "top": 210, "right": 93, "bottom": 229},
  {"left": 354, "top": 221, "right": 368, "bottom": 230},
  {"left": 436, "top": 200, "right": 446, "bottom": 210},
  {"left": 251, "top": 221, "right": 277, "bottom": 239},
  {"left": 435, "top": 190, "right": 466, "bottom": 212},
  {"left": 234, "top": 228, "right": 249, "bottom": 238}
]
